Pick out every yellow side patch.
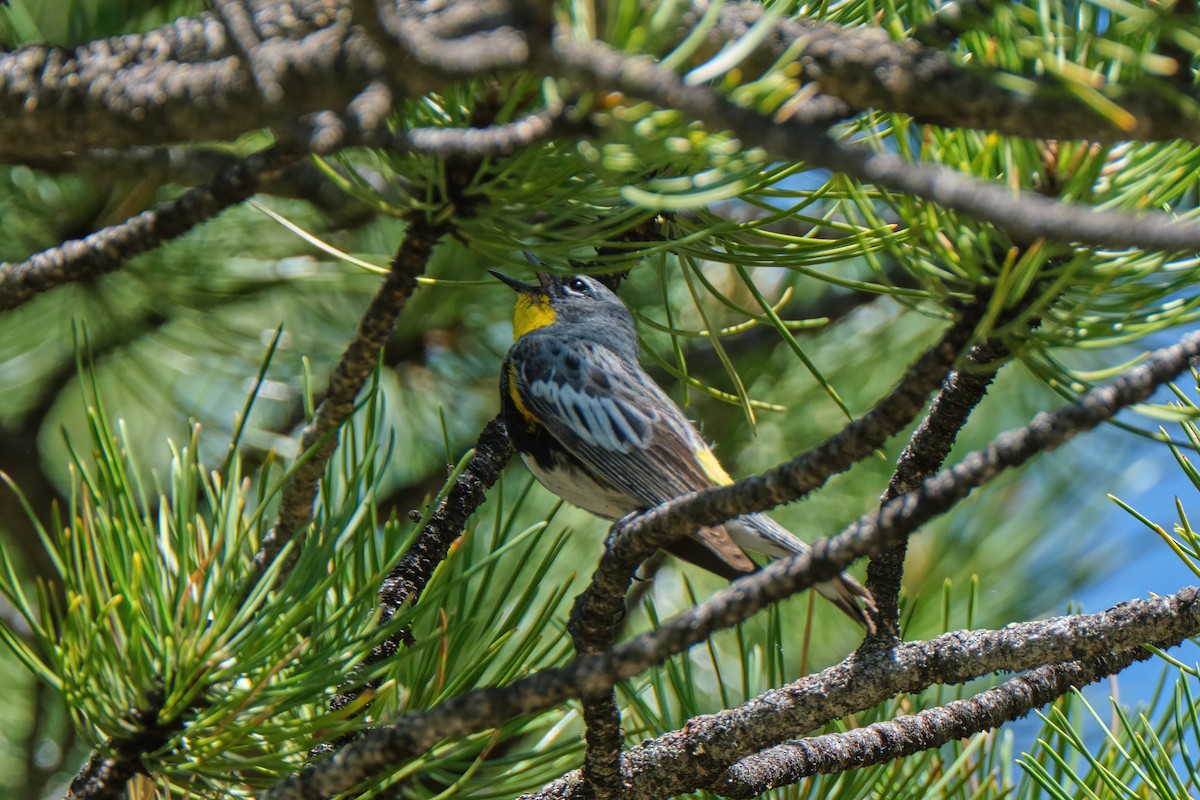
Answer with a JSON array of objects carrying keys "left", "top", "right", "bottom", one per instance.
[
  {"left": 695, "top": 447, "right": 733, "bottom": 486},
  {"left": 508, "top": 364, "right": 540, "bottom": 429},
  {"left": 513, "top": 293, "right": 557, "bottom": 338}
]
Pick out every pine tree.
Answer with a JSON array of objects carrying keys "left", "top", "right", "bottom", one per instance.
[{"left": 2, "top": 1, "right": 1200, "bottom": 798}]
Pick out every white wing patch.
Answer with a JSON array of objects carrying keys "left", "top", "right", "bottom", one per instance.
[{"left": 528, "top": 379, "right": 652, "bottom": 452}]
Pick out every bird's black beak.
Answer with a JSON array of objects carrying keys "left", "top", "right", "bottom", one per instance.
[{"left": 488, "top": 270, "right": 538, "bottom": 293}]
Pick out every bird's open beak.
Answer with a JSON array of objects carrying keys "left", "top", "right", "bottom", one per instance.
[{"left": 488, "top": 270, "right": 538, "bottom": 293}]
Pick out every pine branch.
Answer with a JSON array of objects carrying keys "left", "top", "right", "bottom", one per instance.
[
  {"left": 714, "top": 3, "right": 1200, "bottom": 143},
  {"left": 566, "top": 303, "right": 982, "bottom": 796},
  {"left": 863, "top": 335, "right": 1012, "bottom": 642},
  {"left": 249, "top": 215, "right": 444, "bottom": 580},
  {"left": 65, "top": 695, "right": 177, "bottom": 800},
  {"left": 272, "top": 584, "right": 1200, "bottom": 800},
  {"left": 585, "top": 329, "right": 1200, "bottom": 677},
  {"left": 388, "top": 0, "right": 538, "bottom": 76},
  {"left": 377, "top": 417, "right": 514, "bottom": 618},
  {"left": 714, "top": 647, "right": 1149, "bottom": 797},
  {"left": 913, "top": 0, "right": 1001, "bottom": 44},
  {"left": 60, "top": 213, "right": 444, "bottom": 800},
  {"left": 0, "top": 1, "right": 375, "bottom": 159},
  {"left": 0, "top": 148, "right": 290, "bottom": 312},
  {"left": 212, "top": 0, "right": 285, "bottom": 103},
  {"left": 5, "top": 0, "right": 1199, "bottom": 163},
  {"left": 520, "top": 590, "right": 1198, "bottom": 800},
  {"left": 551, "top": 38, "right": 1200, "bottom": 254},
  {"left": 310, "top": 415, "right": 515, "bottom": 744},
  {"left": 578, "top": 692, "right": 624, "bottom": 800},
  {"left": 0, "top": 0, "right": 545, "bottom": 160}
]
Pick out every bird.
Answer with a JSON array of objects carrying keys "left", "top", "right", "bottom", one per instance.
[{"left": 493, "top": 270, "right": 875, "bottom": 629}]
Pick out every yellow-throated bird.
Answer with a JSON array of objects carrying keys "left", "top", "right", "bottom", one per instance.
[{"left": 494, "top": 271, "right": 874, "bottom": 628}]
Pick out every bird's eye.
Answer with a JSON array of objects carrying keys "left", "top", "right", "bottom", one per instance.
[{"left": 567, "top": 277, "right": 590, "bottom": 294}]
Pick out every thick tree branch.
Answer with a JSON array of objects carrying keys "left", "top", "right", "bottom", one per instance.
[
  {"left": 715, "top": 4, "right": 1200, "bottom": 144},
  {"left": 0, "top": 0, "right": 514, "bottom": 156},
  {"left": 6, "top": 0, "right": 1198, "bottom": 162},
  {"left": 863, "top": 336, "right": 1011, "bottom": 641},
  {"left": 552, "top": 38, "right": 1200, "bottom": 254},
  {"left": 249, "top": 215, "right": 443, "bottom": 579},
  {"left": 0, "top": 2, "right": 376, "bottom": 160},
  {"left": 521, "top": 592, "right": 1195, "bottom": 800},
  {"left": 714, "top": 646, "right": 1148, "bottom": 797},
  {"left": 0, "top": 0, "right": 546, "bottom": 161}
]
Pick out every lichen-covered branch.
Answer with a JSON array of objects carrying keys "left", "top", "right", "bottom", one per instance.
[
  {"left": 519, "top": 591, "right": 1196, "bottom": 800},
  {"left": 271, "top": 586, "right": 1200, "bottom": 800},
  {"left": 714, "top": 3, "right": 1200, "bottom": 144},
  {"left": 714, "top": 647, "right": 1148, "bottom": 797}
]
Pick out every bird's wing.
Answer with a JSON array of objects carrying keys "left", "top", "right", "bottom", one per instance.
[
  {"left": 509, "top": 337, "right": 724, "bottom": 508},
  {"left": 511, "top": 337, "right": 755, "bottom": 574}
]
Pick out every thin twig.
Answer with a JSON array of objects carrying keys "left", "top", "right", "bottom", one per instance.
[
  {"left": 249, "top": 215, "right": 443, "bottom": 581},
  {"left": 863, "top": 336, "right": 1012, "bottom": 642},
  {"left": 378, "top": 417, "right": 514, "bottom": 618},
  {"left": 0, "top": 148, "right": 289, "bottom": 313},
  {"left": 393, "top": 104, "right": 574, "bottom": 156},
  {"left": 310, "top": 416, "right": 515, "bottom": 752}
]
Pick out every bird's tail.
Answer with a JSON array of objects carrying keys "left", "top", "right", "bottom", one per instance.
[{"left": 726, "top": 513, "right": 877, "bottom": 632}]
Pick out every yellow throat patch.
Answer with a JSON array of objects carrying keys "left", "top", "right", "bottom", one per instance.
[{"left": 513, "top": 293, "right": 557, "bottom": 339}]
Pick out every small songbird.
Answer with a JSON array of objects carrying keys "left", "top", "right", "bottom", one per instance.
[{"left": 494, "top": 271, "right": 875, "bottom": 628}]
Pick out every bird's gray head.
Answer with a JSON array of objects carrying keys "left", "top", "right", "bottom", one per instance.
[{"left": 490, "top": 271, "right": 638, "bottom": 357}]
